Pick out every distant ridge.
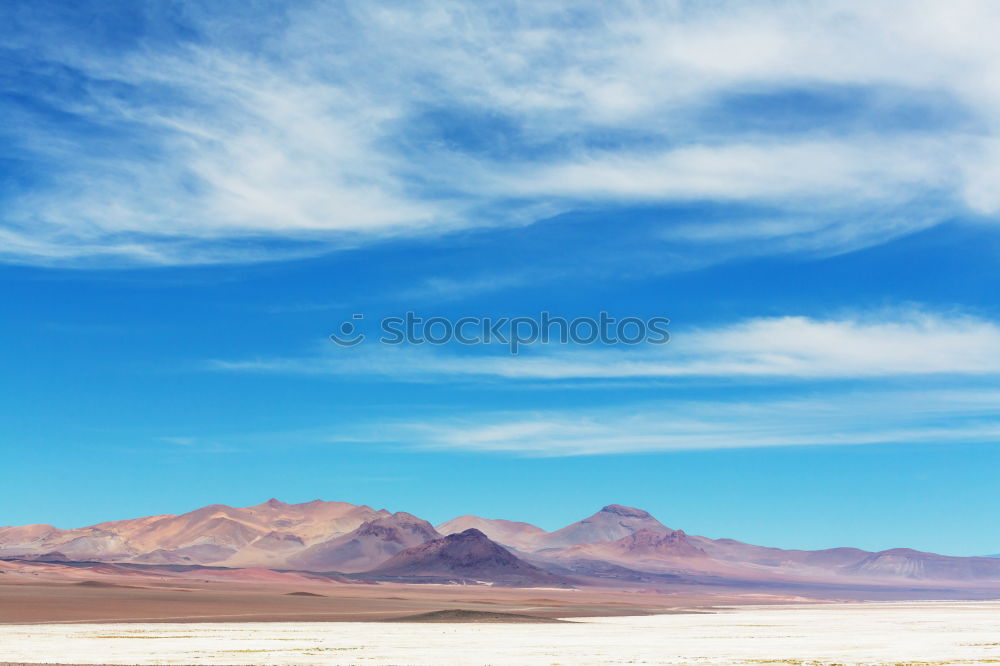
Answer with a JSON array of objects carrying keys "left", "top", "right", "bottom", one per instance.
[
  {"left": 536, "top": 504, "right": 670, "bottom": 548},
  {"left": 3, "top": 498, "right": 1000, "bottom": 588},
  {"left": 288, "top": 512, "right": 440, "bottom": 572},
  {"left": 436, "top": 515, "right": 547, "bottom": 550}
]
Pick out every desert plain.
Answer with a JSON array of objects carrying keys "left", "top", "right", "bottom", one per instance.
[
  {"left": 1, "top": 601, "right": 999, "bottom": 665},
  {"left": 3, "top": 500, "right": 1000, "bottom": 663}
]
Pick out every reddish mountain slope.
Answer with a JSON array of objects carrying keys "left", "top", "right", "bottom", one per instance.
[
  {"left": 540, "top": 527, "right": 724, "bottom": 576},
  {"left": 0, "top": 499, "right": 388, "bottom": 566},
  {"left": 609, "top": 528, "right": 708, "bottom": 559},
  {"left": 536, "top": 505, "right": 669, "bottom": 548},
  {"left": 4, "top": 499, "right": 1000, "bottom": 588},
  {"left": 436, "top": 515, "right": 547, "bottom": 551},
  {"left": 288, "top": 512, "right": 440, "bottom": 572}
]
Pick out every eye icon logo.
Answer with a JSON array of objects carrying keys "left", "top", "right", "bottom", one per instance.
[{"left": 330, "top": 314, "right": 365, "bottom": 347}]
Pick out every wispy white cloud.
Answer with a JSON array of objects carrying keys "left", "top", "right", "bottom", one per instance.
[
  {"left": 500, "top": 139, "right": 948, "bottom": 203},
  {"left": 154, "top": 435, "right": 242, "bottom": 454},
  {"left": 4, "top": 2, "right": 1000, "bottom": 265},
  {"left": 208, "top": 309, "right": 1000, "bottom": 381},
  {"left": 377, "top": 388, "right": 1000, "bottom": 456},
  {"left": 394, "top": 274, "right": 531, "bottom": 303},
  {"left": 157, "top": 436, "right": 196, "bottom": 447}
]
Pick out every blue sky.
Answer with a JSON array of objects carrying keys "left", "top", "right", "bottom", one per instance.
[{"left": 3, "top": 1, "right": 1000, "bottom": 556}]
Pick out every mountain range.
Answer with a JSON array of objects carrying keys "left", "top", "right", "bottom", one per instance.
[{"left": 2, "top": 499, "right": 999, "bottom": 591}]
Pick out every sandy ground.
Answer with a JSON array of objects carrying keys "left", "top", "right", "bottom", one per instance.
[
  {"left": 1, "top": 601, "right": 999, "bottom": 665},
  {"left": 7, "top": 557, "right": 994, "bottom": 626},
  {"left": 0, "top": 579, "right": 716, "bottom": 623}
]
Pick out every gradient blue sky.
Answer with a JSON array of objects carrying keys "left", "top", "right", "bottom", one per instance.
[{"left": 3, "top": 1, "right": 1000, "bottom": 556}]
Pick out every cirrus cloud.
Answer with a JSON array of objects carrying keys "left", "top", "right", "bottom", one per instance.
[
  {"left": 335, "top": 387, "right": 1000, "bottom": 456},
  {"left": 4, "top": 1, "right": 1000, "bottom": 266},
  {"left": 208, "top": 309, "right": 1000, "bottom": 381}
]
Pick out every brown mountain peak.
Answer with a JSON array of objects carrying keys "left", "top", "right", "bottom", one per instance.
[{"left": 600, "top": 504, "right": 652, "bottom": 518}]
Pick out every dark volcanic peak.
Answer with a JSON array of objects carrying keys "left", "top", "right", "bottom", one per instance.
[
  {"left": 372, "top": 528, "right": 511, "bottom": 573},
  {"left": 367, "top": 529, "right": 571, "bottom": 587},
  {"left": 383, "top": 609, "right": 565, "bottom": 623}
]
